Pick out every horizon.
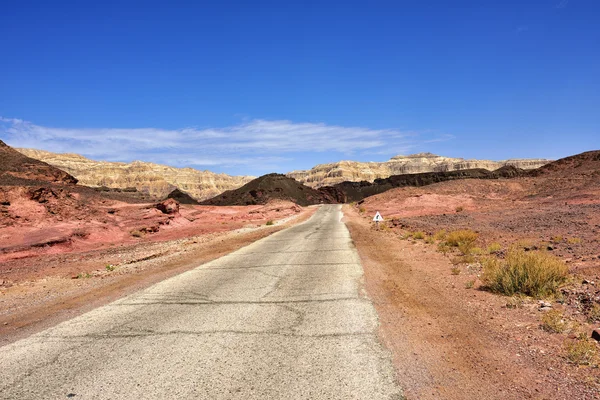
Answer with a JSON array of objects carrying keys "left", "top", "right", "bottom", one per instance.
[{"left": 1, "top": 1, "right": 599, "bottom": 176}]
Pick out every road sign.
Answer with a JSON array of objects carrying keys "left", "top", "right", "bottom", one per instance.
[{"left": 373, "top": 211, "right": 383, "bottom": 222}]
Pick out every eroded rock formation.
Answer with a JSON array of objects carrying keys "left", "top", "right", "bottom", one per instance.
[
  {"left": 16, "top": 149, "right": 254, "bottom": 201},
  {"left": 287, "top": 152, "right": 551, "bottom": 187}
]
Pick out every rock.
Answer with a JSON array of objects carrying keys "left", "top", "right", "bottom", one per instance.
[
  {"left": 287, "top": 152, "right": 551, "bottom": 188},
  {"left": 155, "top": 198, "right": 179, "bottom": 214},
  {"left": 538, "top": 301, "right": 552, "bottom": 310},
  {"left": 592, "top": 329, "right": 600, "bottom": 342},
  {"left": 16, "top": 148, "right": 253, "bottom": 201}
]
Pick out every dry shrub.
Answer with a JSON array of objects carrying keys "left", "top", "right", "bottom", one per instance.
[
  {"left": 437, "top": 243, "right": 451, "bottom": 255},
  {"left": 487, "top": 243, "right": 502, "bottom": 254},
  {"left": 540, "top": 309, "right": 568, "bottom": 333},
  {"left": 446, "top": 229, "right": 478, "bottom": 248},
  {"left": 586, "top": 303, "right": 600, "bottom": 323},
  {"left": 451, "top": 266, "right": 461, "bottom": 275},
  {"left": 567, "top": 237, "right": 582, "bottom": 244},
  {"left": 266, "top": 220, "right": 274, "bottom": 226},
  {"left": 412, "top": 231, "right": 425, "bottom": 240},
  {"left": 465, "top": 280, "right": 475, "bottom": 289},
  {"left": 564, "top": 336, "right": 598, "bottom": 365},
  {"left": 433, "top": 229, "right": 447, "bottom": 241},
  {"left": 482, "top": 248, "right": 569, "bottom": 298}
]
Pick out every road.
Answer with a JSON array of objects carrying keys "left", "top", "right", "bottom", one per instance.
[{"left": 0, "top": 205, "right": 402, "bottom": 399}]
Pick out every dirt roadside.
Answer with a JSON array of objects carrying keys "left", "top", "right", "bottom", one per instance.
[
  {"left": 344, "top": 205, "right": 599, "bottom": 400},
  {"left": 0, "top": 207, "right": 317, "bottom": 346}
]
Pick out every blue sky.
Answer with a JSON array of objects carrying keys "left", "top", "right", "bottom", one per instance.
[{"left": 1, "top": 0, "right": 598, "bottom": 176}]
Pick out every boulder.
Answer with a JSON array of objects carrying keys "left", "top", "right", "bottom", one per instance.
[{"left": 156, "top": 198, "right": 179, "bottom": 214}]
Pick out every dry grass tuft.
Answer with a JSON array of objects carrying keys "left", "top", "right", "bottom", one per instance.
[
  {"left": 446, "top": 230, "right": 478, "bottom": 255},
  {"left": 487, "top": 242, "right": 502, "bottom": 254},
  {"left": 481, "top": 247, "right": 569, "bottom": 298},
  {"left": 433, "top": 229, "right": 447, "bottom": 241},
  {"left": 412, "top": 231, "right": 425, "bottom": 240},
  {"left": 540, "top": 309, "right": 569, "bottom": 333},
  {"left": 564, "top": 335, "right": 598, "bottom": 365}
]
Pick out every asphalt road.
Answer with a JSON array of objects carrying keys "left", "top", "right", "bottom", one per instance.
[{"left": 0, "top": 205, "right": 402, "bottom": 399}]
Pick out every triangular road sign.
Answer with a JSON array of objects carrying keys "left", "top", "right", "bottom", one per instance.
[{"left": 373, "top": 211, "right": 384, "bottom": 222}]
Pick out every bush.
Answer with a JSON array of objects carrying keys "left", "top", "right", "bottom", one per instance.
[
  {"left": 487, "top": 243, "right": 502, "bottom": 254},
  {"left": 266, "top": 220, "right": 274, "bottom": 226},
  {"left": 482, "top": 248, "right": 569, "bottom": 298},
  {"left": 445, "top": 229, "right": 478, "bottom": 255},
  {"left": 433, "top": 230, "right": 447, "bottom": 241},
  {"left": 540, "top": 309, "right": 568, "bottom": 333},
  {"left": 412, "top": 231, "right": 425, "bottom": 240},
  {"left": 564, "top": 336, "right": 598, "bottom": 365},
  {"left": 586, "top": 303, "right": 600, "bottom": 323},
  {"left": 446, "top": 230, "right": 478, "bottom": 247}
]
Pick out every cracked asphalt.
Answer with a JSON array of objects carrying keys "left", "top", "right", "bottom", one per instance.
[{"left": 0, "top": 205, "right": 402, "bottom": 399}]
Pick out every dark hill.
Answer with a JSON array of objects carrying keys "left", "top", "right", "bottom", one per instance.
[
  {"left": 201, "top": 173, "right": 337, "bottom": 206},
  {"left": 0, "top": 140, "right": 77, "bottom": 185},
  {"left": 167, "top": 188, "right": 199, "bottom": 205},
  {"left": 527, "top": 150, "right": 600, "bottom": 178},
  {"left": 325, "top": 167, "right": 528, "bottom": 203}
]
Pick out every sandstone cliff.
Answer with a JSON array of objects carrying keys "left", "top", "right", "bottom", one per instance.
[
  {"left": 287, "top": 152, "right": 551, "bottom": 187},
  {"left": 16, "top": 149, "right": 254, "bottom": 201}
]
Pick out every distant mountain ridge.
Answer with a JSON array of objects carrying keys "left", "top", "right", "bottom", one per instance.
[
  {"left": 287, "top": 152, "right": 551, "bottom": 188},
  {"left": 16, "top": 148, "right": 254, "bottom": 201}
]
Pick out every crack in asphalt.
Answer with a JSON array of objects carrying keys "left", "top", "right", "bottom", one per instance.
[
  {"left": 36, "top": 330, "right": 376, "bottom": 340},
  {"left": 113, "top": 296, "right": 367, "bottom": 306}
]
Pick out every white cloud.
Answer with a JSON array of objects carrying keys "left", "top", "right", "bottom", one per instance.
[
  {"left": 555, "top": 0, "right": 569, "bottom": 9},
  {"left": 0, "top": 116, "right": 451, "bottom": 174}
]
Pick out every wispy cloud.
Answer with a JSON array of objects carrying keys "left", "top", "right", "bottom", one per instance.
[
  {"left": 0, "top": 116, "right": 451, "bottom": 174},
  {"left": 515, "top": 25, "right": 529, "bottom": 35},
  {"left": 555, "top": 0, "right": 569, "bottom": 9}
]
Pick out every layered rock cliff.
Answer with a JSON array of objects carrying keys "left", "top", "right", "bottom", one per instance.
[
  {"left": 16, "top": 149, "right": 254, "bottom": 201},
  {"left": 287, "top": 152, "right": 551, "bottom": 187}
]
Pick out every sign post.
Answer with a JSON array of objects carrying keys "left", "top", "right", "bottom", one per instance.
[{"left": 373, "top": 211, "right": 384, "bottom": 226}]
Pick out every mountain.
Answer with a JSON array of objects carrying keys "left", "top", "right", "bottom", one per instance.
[
  {"left": 287, "top": 152, "right": 551, "bottom": 188},
  {"left": 201, "top": 173, "right": 337, "bottom": 206},
  {"left": 0, "top": 141, "right": 77, "bottom": 185},
  {"left": 327, "top": 166, "right": 529, "bottom": 203},
  {"left": 16, "top": 148, "right": 254, "bottom": 201}
]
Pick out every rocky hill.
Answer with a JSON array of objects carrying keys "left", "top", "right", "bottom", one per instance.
[
  {"left": 16, "top": 148, "right": 254, "bottom": 201},
  {"left": 201, "top": 173, "right": 337, "bottom": 206},
  {"left": 0, "top": 141, "right": 77, "bottom": 185},
  {"left": 328, "top": 166, "right": 529, "bottom": 203},
  {"left": 287, "top": 152, "right": 550, "bottom": 188}
]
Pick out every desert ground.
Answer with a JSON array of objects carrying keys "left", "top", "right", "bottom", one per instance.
[
  {"left": 1, "top": 145, "right": 599, "bottom": 399},
  {"left": 346, "top": 156, "right": 600, "bottom": 398}
]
